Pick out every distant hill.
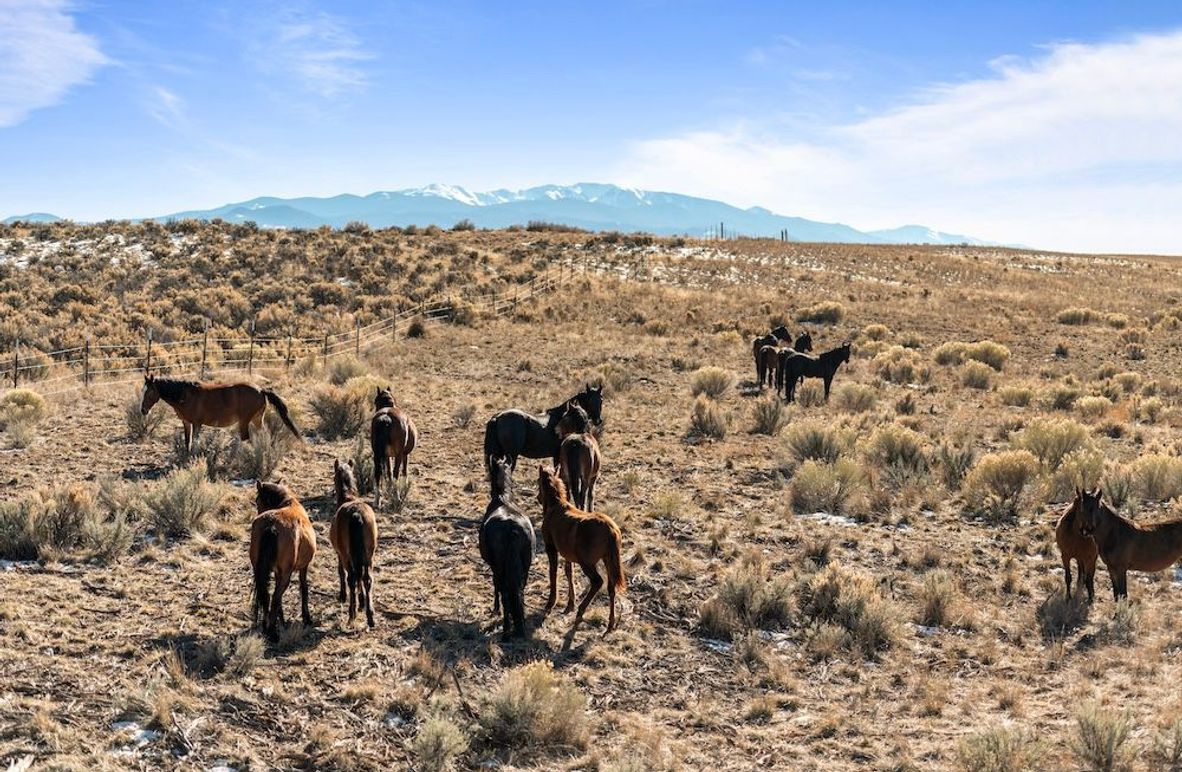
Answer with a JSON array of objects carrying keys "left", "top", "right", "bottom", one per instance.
[
  {"left": 151, "top": 183, "right": 996, "bottom": 245},
  {"left": 2, "top": 213, "right": 62, "bottom": 225},
  {"left": 2, "top": 185, "right": 996, "bottom": 245}
]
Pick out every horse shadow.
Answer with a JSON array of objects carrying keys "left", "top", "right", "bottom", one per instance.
[
  {"left": 120, "top": 463, "right": 172, "bottom": 483},
  {"left": 388, "top": 608, "right": 564, "bottom": 669}
]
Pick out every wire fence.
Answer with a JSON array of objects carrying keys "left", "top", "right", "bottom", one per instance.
[{"left": 1, "top": 258, "right": 585, "bottom": 399}]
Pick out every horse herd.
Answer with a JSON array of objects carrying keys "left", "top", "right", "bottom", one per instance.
[
  {"left": 140, "top": 375, "right": 620, "bottom": 640},
  {"left": 751, "top": 325, "right": 852, "bottom": 402}
]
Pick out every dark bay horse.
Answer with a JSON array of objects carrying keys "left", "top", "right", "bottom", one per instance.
[
  {"left": 371, "top": 388, "right": 418, "bottom": 510},
  {"left": 779, "top": 342, "right": 851, "bottom": 402},
  {"left": 141, "top": 375, "right": 300, "bottom": 452},
  {"left": 756, "top": 345, "right": 778, "bottom": 390},
  {"left": 479, "top": 455, "right": 536, "bottom": 637},
  {"left": 484, "top": 384, "right": 603, "bottom": 472},
  {"left": 1078, "top": 488, "right": 1182, "bottom": 601},
  {"left": 750, "top": 326, "right": 790, "bottom": 380},
  {"left": 251, "top": 481, "right": 316, "bottom": 639},
  {"left": 330, "top": 460, "right": 378, "bottom": 628},
  {"left": 773, "top": 332, "right": 815, "bottom": 393},
  {"left": 537, "top": 466, "right": 625, "bottom": 634},
  {"left": 1056, "top": 489, "right": 1097, "bottom": 602}
]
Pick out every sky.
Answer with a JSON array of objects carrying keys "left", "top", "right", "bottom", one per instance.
[{"left": 2, "top": 0, "right": 1181, "bottom": 253}]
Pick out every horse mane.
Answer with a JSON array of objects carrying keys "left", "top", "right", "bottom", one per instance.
[
  {"left": 538, "top": 470, "right": 571, "bottom": 510},
  {"left": 152, "top": 377, "right": 195, "bottom": 403},
  {"left": 818, "top": 344, "right": 849, "bottom": 362}
]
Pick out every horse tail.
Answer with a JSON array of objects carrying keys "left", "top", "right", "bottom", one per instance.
[
  {"left": 371, "top": 416, "right": 390, "bottom": 487},
  {"left": 605, "top": 523, "right": 626, "bottom": 592},
  {"left": 347, "top": 509, "right": 367, "bottom": 580},
  {"left": 253, "top": 523, "right": 278, "bottom": 623},
  {"left": 504, "top": 538, "right": 530, "bottom": 634},
  {"left": 263, "top": 390, "right": 302, "bottom": 441}
]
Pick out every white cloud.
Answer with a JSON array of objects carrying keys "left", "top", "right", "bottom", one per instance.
[
  {"left": 249, "top": 9, "right": 373, "bottom": 98},
  {"left": 0, "top": 0, "right": 107, "bottom": 127},
  {"left": 618, "top": 30, "right": 1182, "bottom": 254},
  {"left": 146, "top": 85, "right": 185, "bottom": 128}
]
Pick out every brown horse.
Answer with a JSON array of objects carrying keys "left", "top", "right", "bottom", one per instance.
[
  {"left": 141, "top": 374, "right": 301, "bottom": 453},
  {"left": 250, "top": 480, "right": 316, "bottom": 638},
  {"left": 1078, "top": 487, "right": 1182, "bottom": 601},
  {"left": 756, "top": 344, "right": 778, "bottom": 390},
  {"left": 1056, "top": 489, "right": 1097, "bottom": 602},
  {"left": 371, "top": 387, "right": 418, "bottom": 510},
  {"left": 330, "top": 460, "right": 378, "bottom": 628},
  {"left": 559, "top": 427, "right": 601, "bottom": 513},
  {"left": 536, "top": 466, "right": 625, "bottom": 633}
]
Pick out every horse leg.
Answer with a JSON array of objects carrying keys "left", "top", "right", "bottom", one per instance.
[
  {"left": 183, "top": 421, "right": 193, "bottom": 454},
  {"left": 587, "top": 478, "right": 596, "bottom": 513},
  {"left": 1112, "top": 567, "right": 1126, "bottom": 601},
  {"left": 563, "top": 560, "right": 575, "bottom": 613},
  {"left": 574, "top": 562, "right": 603, "bottom": 627},
  {"left": 337, "top": 558, "right": 346, "bottom": 603},
  {"left": 1084, "top": 560, "right": 1096, "bottom": 604},
  {"left": 362, "top": 565, "right": 375, "bottom": 628},
  {"left": 239, "top": 420, "right": 251, "bottom": 442},
  {"left": 347, "top": 569, "right": 358, "bottom": 624},
  {"left": 492, "top": 571, "right": 502, "bottom": 616},
  {"left": 1062, "top": 557, "right": 1073, "bottom": 599},
  {"left": 823, "top": 376, "right": 833, "bottom": 400},
  {"left": 268, "top": 571, "right": 290, "bottom": 638},
  {"left": 299, "top": 567, "right": 314, "bottom": 626},
  {"left": 607, "top": 578, "right": 617, "bottom": 633},
  {"left": 544, "top": 544, "right": 559, "bottom": 614}
]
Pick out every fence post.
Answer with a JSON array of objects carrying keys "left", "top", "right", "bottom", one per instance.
[
  {"left": 83, "top": 339, "right": 90, "bottom": 388},
  {"left": 354, "top": 320, "right": 361, "bottom": 356},
  {"left": 322, "top": 333, "right": 329, "bottom": 365},
  {"left": 145, "top": 329, "right": 153, "bottom": 374},
  {"left": 200, "top": 321, "right": 209, "bottom": 380},
  {"left": 11, "top": 340, "right": 18, "bottom": 388},
  {"left": 247, "top": 320, "right": 255, "bottom": 375},
  {"left": 393, "top": 308, "right": 398, "bottom": 341},
  {"left": 286, "top": 332, "right": 293, "bottom": 373}
]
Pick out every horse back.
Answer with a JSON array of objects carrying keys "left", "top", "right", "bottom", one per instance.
[
  {"left": 255, "top": 502, "right": 316, "bottom": 569},
  {"left": 332, "top": 500, "right": 376, "bottom": 559},
  {"left": 188, "top": 382, "right": 266, "bottom": 427},
  {"left": 1123, "top": 518, "right": 1182, "bottom": 571}
]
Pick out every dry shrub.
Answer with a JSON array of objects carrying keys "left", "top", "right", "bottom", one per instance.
[
  {"left": 1104, "top": 312, "right": 1129, "bottom": 329},
  {"left": 1113, "top": 371, "right": 1143, "bottom": 393},
  {"left": 1045, "top": 384, "right": 1083, "bottom": 411},
  {"left": 797, "top": 563, "right": 898, "bottom": 659},
  {"left": 1076, "top": 395, "right": 1113, "bottom": 421},
  {"left": 1057, "top": 307, "right": 1097, "bottom": 325},
  {"left": 1, "top": 388, "right": 47, "bottom": 448},
  {"left": 414, "top": 716, "right": 469, "bottom": 772},
  {"left": 451, "top": 402, "right": 477, "bottom": 428},
  {"left": 749, "top": 396, "right": 785, "bottom": 435},
  {"left": 689, "top": 366, "right": 734, "bottom": 398},
  {"left": 998, "top": 385, "right": 1033, "bottom": 407},
  {"left": 144, "top": 463, "right": 227, "bottom": 538},
  {"left": 1128, "top": 454, "right": 1182, "bottom": 501},
  {"left": 963, "top": 450, "right": 1039, "bottom": 518},
  {"left": 790, "top": 458, "right": 864, "bottom": 514},
  {"left": 917, "top": 570, "right": 961, "bottom": 628},
  {"left": 1149, "top": 717, "right": 1182, "bottom": 771},
  {"left": 1108, "top": 599, "right": 1140, "bottom": 645},
  {"left": 689, "top": 395, "right": 728, "bottom": 440},
  {"left": 327, "top": 355, "right": 369, "bottom": 385},
  {"left": 700, "top": 554, "right": 793, "bottom": 636},
  {"left": 861, "top": 323, "right": 891, "bottom": 341},
  {"left": 784, "top": 420, "right": 852, "bottom": 465},
  {"left": 933, "top": 341, "right": 968, "bottom": 366},
  {"left": 1071, "top": 703, "right": 1132, "bottom": 772},
  {"left": 0, "top": 483, "right": 133, "bottom": 562},
  {"left": 1139, "top": 396, "right": 1165, "bottom": 424},
  {"left": 1014, "top": 418, "right": 1091, "bottom": 470},
  {"left": 309, "top": 374, "right": 382, "bottom": 440},
  {"left": 795, "top": 301, "right": 844, "bottom": 324},
  {"left": 862, "top": 423, "right": 927, "bottom": 476},
  {"left": 124, "top": 396, "right": 165, "bottom": 441},
  {"left": 407, "top": 317, "right": 428, "bottom": 338},
  {"left": 934, "top": 341, "right": 1010, "bottom": 370},
  {"left": 961, "top": 361, "right": 994, "bottom": 390},
  {"left": 1045, "top": 448, "right": 1108, "bottom": 502},
  {"left": 797, "top": 380, "right": 826, "bottom": 407},
  {"left": 479, "top": 662, "right": 588, "bottom": 751},
  {"left": 873, "top": 345, "right": 930, "bottom": 384},
  {"left": 957, "top": 725, "right": 1045, "bottom": 772},
  {"left": 592, "top": 362, "right": 635, "bottom": 395},
  {"left": 834, "top": 383, "right": 877, "bottom": 412}
]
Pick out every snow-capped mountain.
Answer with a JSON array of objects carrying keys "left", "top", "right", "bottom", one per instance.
[{"left": 6, "top": 184, "right": 995, "bottom": 245}]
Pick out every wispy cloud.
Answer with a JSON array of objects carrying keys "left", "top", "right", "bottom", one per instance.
[
  {"left": 146, "top": 85, "right": 186, "bottom": 128},
  {"left": 248, "top": 7, "right": 373, "bottom": 98},
  {"left": 0, "top": 0, "right": 108, "bottom": 127},
  {"left": 620, "top": 30, "right": 1182, "bottom": 253}
]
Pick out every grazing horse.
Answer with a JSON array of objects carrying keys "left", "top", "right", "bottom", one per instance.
[
  {"left": 479, "top": 455, "right": 536, "bottom": 637},
  {"left": 559, "top": 423, "right": 601, "bottom": 512},
  {"left": 536, "top": 466, "right": 625, "bottom": 633},
  {"left": 140, "top": 374, "right": 300, "bottom": 453},
  {"left": 371, "top": 388, "right": 417, "bottom": 510},
  {"left": 330, "top": 460, "right": 377, "bottom": 628},
  {"left": 484, "top": 385, "right": 603, "bottom": 472},
  {"left": 778, "top": 342, "right": 852, "bottom": 402},
  {"left": 756, "top": 345, "right": 778, "bottom": 390},
  {"left": 1056, "top": 489, "right": 1098, "bottom": 602},
  {"left": 250, "top": 481, "right": 316, "bottom": 638},
  {"left": 1078, "top": 488, "right": 1182, "bottom": 601}
]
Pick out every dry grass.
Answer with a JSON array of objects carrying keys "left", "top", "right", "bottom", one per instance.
[{"left": 6, "top": 230, "right": 1182, "bottom": 768}]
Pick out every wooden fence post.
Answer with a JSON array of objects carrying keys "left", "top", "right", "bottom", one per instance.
[
  {"left": 11, "top": 340, "right": 18, "bottom": 388},
  {"left": 247, "top": 321, "right": 255, "bottom": 375},
  {"left": 83, "top": 339, "right": 90, "bottom": 388},
  {"left": 286, "top": 332, "right": 293, "bottom": 373},
  {"left": 200, "top": 321, "right": 209, "bottom": 380},
  {"left": 354, "top": 320, "right": 361, "bottom": 356},
  {"left": 393, "top": 308, "right": 398, "bottom": 341},
  {"left": 145, "top": 329, "right": 153, "bottom": 374}
]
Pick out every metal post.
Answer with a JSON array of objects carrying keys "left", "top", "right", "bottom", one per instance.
[
  {"left": 11, "top": 340, "right": 18, "bottom": 388},
  {"left": 200, "top": 321, "right": 209, "bottom": 380},
  {"left": 247, "top": 321, "right": 255, "bottom": 375},
  {"left": 354, "top": 320, "right": 361, "bottom": 356},
  {"left": 83, "top": 339, "right": 90, "bottom": 387},
  {"left": 286, "top": 333, "right": 293, "bottom": 373},
  {"left": 322, "top": 333, "right": 329, "bottom": 365},
  {"left": 145, "top": 329, "right": 153, "bottom": 374}
]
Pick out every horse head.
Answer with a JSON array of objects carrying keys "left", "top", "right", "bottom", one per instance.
[
  {"left": 256, "top": 480, "right": 294, "bottom": 513},
  {"left": 771, "top": 325, "right": 791, "bottom": 341},
  {"left": 794, "top": 331, "right": 813, "bottom": 352},
  {"left": 334, "top": 459, "right": 359, "bottom": 504},
  {"left": 578, "top": 383, "right": 603, "bottom": 425},
  {"left": 536, "top": 464, "right": 568, "bottom": 508},
  {"left": 558, "top": 400, "right": 591, "bottom": 437},
  {"left": 1076, "top": 487, "right": 1104, "bottom": 537},
  {"left": 840, "top": 341, "right": 852, "bottom": 362},
  {"left": 489, "top": 455, "right": 513, "bottom": 501},
  {"left": 374, "top": 387, "right": 396, "bottom": 410},
  {"left": 140, "top": 374, "right": 160, "bottom": 416}
]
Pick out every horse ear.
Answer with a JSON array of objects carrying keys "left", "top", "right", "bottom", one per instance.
[
  {"left": 334, "top": 459, "right": 340, "bottom": 471},
  {"left": 255, "top": 479, "right": 262, "bottom": 492}
]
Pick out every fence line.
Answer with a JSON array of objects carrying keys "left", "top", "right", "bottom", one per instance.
[{"left": 2, "top": 258, "right": 586, "bottom": 398}]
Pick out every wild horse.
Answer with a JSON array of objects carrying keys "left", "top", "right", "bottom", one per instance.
[{"left": 483, "top": 384, "right": 603, "bottom": 472}]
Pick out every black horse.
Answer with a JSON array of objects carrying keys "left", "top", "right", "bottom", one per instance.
[
  {"left": 773, "top": 332, "right": 815, "bottom": 392},
  {"left": 779, "top": 342, "right": 851, "bottom": 402},
  {"left": 750, "top": 325, "right": 792, "bottom": 380},
  {"left": 479, "top": 456, "right": 536, "bottom": 637},
  {"left": 483, "top": 384, "right": 603, "bottom": 471}
]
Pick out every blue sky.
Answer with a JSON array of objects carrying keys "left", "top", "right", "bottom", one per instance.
[{"left": 2, "top": 1, "right": 1181, "bottom": 252}]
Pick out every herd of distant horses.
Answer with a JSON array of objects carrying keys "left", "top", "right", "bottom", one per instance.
[
  {"left": 141, "top": 374, "right": 615, "bottom": 640},
  {"left": 137, "top": 318, "right": 1180, "bottom": 643}
]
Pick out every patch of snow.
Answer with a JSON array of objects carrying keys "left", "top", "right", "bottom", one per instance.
[
  {"left": 796, "top": 511, "right": 858, "bottom": 527},
  {"left": 701, "top": 638, "right": 733, "bottom": 654},
  {"left": 383, "top": 712, "right": 409, "bottom": 729},
  {"left": 912, "top": 624, "right": 941, "bottom": 637},
  {"left": 208, "top": 763, "right": 236, "bottom": 772},
  {"left": 0, "top": 559, "right": 36, "bottom": 571},
  {"left": 111, "top": 720, "right": 160, "bottom": 748}
]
